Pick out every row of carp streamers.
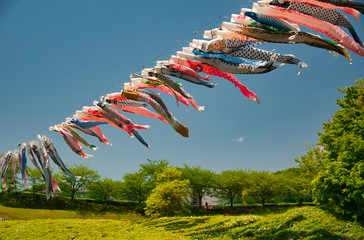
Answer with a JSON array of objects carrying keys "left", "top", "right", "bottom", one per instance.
[
  {"left": 2, "top": 0, "right": 363, "bottom": 198},
  {"left": 0, "top": 137, "right": 79, "bottom": 199}
]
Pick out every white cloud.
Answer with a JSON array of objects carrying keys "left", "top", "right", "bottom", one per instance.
[{"left": 234, "top": 137, "right": 245, "bottom": 143}]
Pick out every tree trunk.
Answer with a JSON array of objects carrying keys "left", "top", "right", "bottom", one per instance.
[
  {"left": 198, "top": 193, "right": 203, "bottom": 208},
  {"left": 71, "top": 184, "right": 76, "bottom": 200},
  {"left": 230, "top": 193, "right": 237, "bottom": 207},
  {"left": 71, "top": 190, "right": 76, "bottom": 200},
  {"left": 262, "top": 197, "right": 265, "bottom": 207}
]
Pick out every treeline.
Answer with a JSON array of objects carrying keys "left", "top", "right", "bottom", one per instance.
[{"left": 2, "top": 159, "right": 313, "bottom": 213}]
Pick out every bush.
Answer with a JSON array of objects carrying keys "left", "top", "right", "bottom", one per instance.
[{"left": 145, "top": 167, "right": 191, "bottom": 217}]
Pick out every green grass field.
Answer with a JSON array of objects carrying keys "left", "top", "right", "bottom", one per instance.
[{"left": 0, "top": 205, "right": 362, "bottom": 239}]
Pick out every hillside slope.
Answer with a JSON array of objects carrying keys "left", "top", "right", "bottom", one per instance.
[{"left": 0, "top": 206, "right": 362, "bottom": 239}]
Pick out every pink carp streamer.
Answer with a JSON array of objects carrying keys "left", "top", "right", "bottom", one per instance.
[
  {"left": 121, "top": 90, "right": 190, "bottom": 138},
  {"left": 77, "top": 107, "right": 134, "bottom": 137},
  {"left": 11, "top": 150, "right": 18, "bottom": 185},
  {"left": 90, "top": 126, "right": 111, "bottom": 145},
  {"left": 126, "top": 77, "right": 190, "bottom": 108},
  {"left": 170, "top": 56, "right": 260, "bottom": 104},
  {"left": 153, "top": 63, "right": 217, "bottom": 88},
  {"left": 127, "top": 75, "right": 204, "bottom": 111},
  {"left": 103, "top": 93, "right": 168, "bottom": 123},
  {"left": 168, "top": 63, "right": 211, "bottom": 80},
  {"left": 253, "top": 3, "right": 364, "bottom": 57},
  {"left": 50, "top": 125, "right": 93, "bottom": 158}
]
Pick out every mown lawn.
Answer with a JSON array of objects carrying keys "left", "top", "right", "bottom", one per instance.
[{"left": 0, "top": 206, "right": 362, "bottom": 239}]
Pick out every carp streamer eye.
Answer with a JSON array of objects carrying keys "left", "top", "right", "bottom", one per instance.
[
  {"left": 278, "top": 0, "right": 284, "bottom": 4},
  {"left": 212, "top": 41, "right": 220, "bottom": 49},
  {"left": 194, "top": 65, "right": 203, "bottom": 72}
]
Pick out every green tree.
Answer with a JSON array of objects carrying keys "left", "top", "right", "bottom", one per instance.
[
  {"left": 145, "top": 167, "right": 190, "bottom": 217},
  {"left": 122, "top": 172, "right": 148, "bottom": 202},
  {"left": 216, "top": 170, "right": 249, "bottom": 207},
  {"left": 139, "top": 159, "right": 169, "bottom": 196},
  {"left": 275, "top": 167, "right": 312, "bottom": 204},
  {"left": 181, "top": 165, "right": 216, "bottom": 208},
  {"left": 294, "top": 144, "right": 328, "bottom": 176},
  {"left": 119, "top": 159, "right": 169, "bottom": 203},
  {"left": 312, "top": 79, "right": 364, "bottom": 220},
  {"left": 245, "top": 171, "right": 282, "bottom": 206},
  {"left": 88, "top": 178, "right": 123, "bottom": 200},
  {"left": 55, "top": 164, "right": 100, "bottom": 199}
]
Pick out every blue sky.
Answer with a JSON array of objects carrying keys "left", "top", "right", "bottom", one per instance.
[{"left": 0, "top": 0, "right": 363, "bottom": 181}]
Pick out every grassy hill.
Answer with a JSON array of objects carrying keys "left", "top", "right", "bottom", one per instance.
[{"left": 0, "top": 205, "right": 362, "bottom": 239}]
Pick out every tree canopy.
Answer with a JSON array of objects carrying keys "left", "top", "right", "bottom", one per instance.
[
  {"left": 181, "top": 165, "right": 216, "bottom": 208},
  {"left": 311, "top": 79, "right": 364, "bottom": 220},
  {"left": 55, "top": 164, "right": 100, "bottom": 200},
  {"left": 245, "top": 170, "right": 282, "bottom": 206},
  {"left": 88, "top": 178, "right": 123, "bottom": 201},
  {"left": 216, "top": 169, "right": 249, "bottom": 207},
  {"left": 145, "top": 167, "right": 190, "bottom": 217}
]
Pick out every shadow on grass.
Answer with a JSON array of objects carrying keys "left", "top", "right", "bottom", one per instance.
[
  {"left": 280, "top": 214, "right": 306, "bottom": 229},
  {"left": 231, "top": 214, "right": 306, "bottom": 238},
  {"left": 208, "top": 203, "right": 316, "bottom": 216},
  {"left": 233, "top": 213, "right": 346, "bottom": 240},
  {"left": 184, "top": 220, "right": 231, "bottom": 239},
  {"left": 247, "top": 229, "right": 343, "bottom": 240},
  {"left": 148, "top": 217, "right": 212, "bottom": 230},
  {"left": 319, "top": 205, "right": 364, "bottom": 227},
  {"left": 274, "top": 228, "right": 342, "bottom": 240},
  {"left": 151, "top": 216, "right": 260, "bottom": 239}
]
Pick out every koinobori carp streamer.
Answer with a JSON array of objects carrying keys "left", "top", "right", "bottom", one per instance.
[{"left": 4, "top": 0, "right": 363, "bottom": 198}]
